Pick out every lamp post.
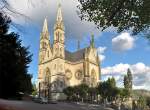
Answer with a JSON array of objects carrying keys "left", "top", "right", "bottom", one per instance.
[{"left": 38, "top": 81, "right": 41, "bottom": 98}]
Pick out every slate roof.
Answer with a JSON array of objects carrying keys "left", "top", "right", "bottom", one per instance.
[{"left": 65, "top": 48, "right": 88, "bottom": 62}]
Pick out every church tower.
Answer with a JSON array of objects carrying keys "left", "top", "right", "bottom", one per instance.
[
  {"left": 39, "top": 18, "right": 51, "bottom": 64},
  {"left": 53, "top": 3, "right": 65, "bottom": 59}
]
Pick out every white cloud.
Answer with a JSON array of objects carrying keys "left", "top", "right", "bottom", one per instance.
[
  {"left": 112, "top": 32, "right": 135, "bottom": 52},
  {"left": 7, "top": 0, "right": 101, "bottom": 40},
  {"left": 101, "top": 62, "right": 150, "bottom": 90},
  {"left": 97, "top": 47, "right": 107, "bottom": 61}
]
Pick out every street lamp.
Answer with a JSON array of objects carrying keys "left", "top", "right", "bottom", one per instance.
[{"left": 38, "top": 81, "right": 41, "bottom": 98}]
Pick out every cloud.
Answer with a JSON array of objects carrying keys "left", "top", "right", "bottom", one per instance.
[
  {"left": 101, "top": 62, "right": 150, "bottom": 90},
  {"left": 112, "top": 32, "right": 135, "bottom": 52},
  {"left": 97, "top": 47, "right": 107, "bottom": 61},
  {"left": 7, "top": 0, "right": 101, "bottom": 40}
]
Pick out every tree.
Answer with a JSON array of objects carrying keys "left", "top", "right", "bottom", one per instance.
[
  {"left": 77, "top": 84, "right": 89, "bottom": 99},
  {"left": 0, "top": 12, "right": 32, "bottom": 99},
  {"left": 77, "top": 0, "right": 150, "bottom": 39},
  {"left": 137, "top": 96, "right": 147, "bottom": 110},
  {"left": 119, "top": 88, "right": 130, "bottom": 99},
  {"left": 97, "top": 77, "right": 119, "bottom": 102},
  {"left": 63, "top": 86, "right": 75, "bottom": 101},
  {"left": 123, "top": 68, "right": 133, "bottom": 97},
  {"left": 32, "top": 84, "right": 38, "bottom": 96}
]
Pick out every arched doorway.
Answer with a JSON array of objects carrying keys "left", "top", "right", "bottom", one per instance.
[
  {"left": 91, "top": 69, "right": 97, "bottom": 87},
  {"left": 43, "top": 68, "right": 51, "bottom": 98}
]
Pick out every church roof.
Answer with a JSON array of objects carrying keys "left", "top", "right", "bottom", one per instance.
[{"left": 65, "top": 48, "right": 88, "bottom": 62}]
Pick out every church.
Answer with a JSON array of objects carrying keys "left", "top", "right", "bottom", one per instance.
[{"left": 38, "top": 3, "right": 101, "bottom": 100}]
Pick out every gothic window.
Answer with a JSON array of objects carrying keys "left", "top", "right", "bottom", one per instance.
[
  {"left": 75, "top": 70, "right": 83, "bottom": 80},
  {"left": 44, "top": 68, "right": 51, "bottom": 84},
  {"left": 47, "top": 51, "right": 49, "bottom": 57},
  {"left": 52, "top": 81, "right": 57, "bottom": 90},
  {"left": 60, "top": 33, "right": 63, "bottom": 42},
  {"left": 41, "top": 42, "right": 44, "bottom": 49},
  {"left": 65, "top": 70, "right": 72, "bottom": 80},
  {"left": 91, "top": 69, "right": 97, "bottom": 87},
  {"left": 54, "top": 64, "right": 57, "bottom": 70},
  {"left": 60, "top": 47, "right": 63, "bottom": 57},
  {"left": 60, "top": 64, "right": 63, "bottom": 70},
  {"left": 55, "top": 47, "right": 58, "bottom": 55},
  {"left": 56, "top": 32, "right": 58, "bottom": 41},
  {"left": 59, "top": 81, "right": 64, "bottom": 88}
]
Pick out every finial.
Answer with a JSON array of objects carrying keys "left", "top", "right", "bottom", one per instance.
[
  {"left": 91, "top": 33, "right": 95, "bottom": 48},
  {"left": 58, "top": 0, "right": 61, "bottom": 7},
  {"left": 42, "top": 17, "right": 48, "bottom": 33},
  {"left": 56, "top": 0, "right": 63, "bottom": 22},
  {"left": 78, "top": 40, "right": 80, "bottom": 50}
]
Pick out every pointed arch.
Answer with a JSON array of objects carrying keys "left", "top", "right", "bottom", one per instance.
[
  {"left": 91, "top": 69, "right": 97, "bottom": 87},
  {"left": 44, "top": 67, "right": 51, "bottom": 83}
]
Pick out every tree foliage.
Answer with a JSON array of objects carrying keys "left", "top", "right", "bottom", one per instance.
[
  {"left": 123, "top": 68, "right": 133, "bottom": 96},
  {"left": 137, "top": 96, "right": 147, "bottom": 110},
  {"left": 78, "top": 0, "right": 150, "bottom": 38},
  {"left": 63, "top": 86, "right": 75, "bottom": 100},
  {"left": 0, "top": 12, "right": 32, "bottom": 99},
  {"left": 97, "top": 77, "right": 119, "bottom": 101}
]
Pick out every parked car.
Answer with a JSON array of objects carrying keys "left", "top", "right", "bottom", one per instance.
[
  {"left": 33, "top": 97, "right": 48, "bottom": 104},
  {"left": 39, "top": 97, "right": 48, "bottom": 104}
]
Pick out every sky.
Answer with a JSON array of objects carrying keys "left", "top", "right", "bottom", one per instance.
[{"left": 6, "top": 0, "right": 150, "bottom": 90}]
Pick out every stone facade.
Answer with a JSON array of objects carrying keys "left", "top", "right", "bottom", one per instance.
[{"left": 37, "top": 4, "right": 101, "bottom": 100}]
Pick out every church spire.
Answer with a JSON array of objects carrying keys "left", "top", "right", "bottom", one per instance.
[
  {"left": 42, "top": 18, "right": 48, "bottom": 33},
  {"left": 40, "top": 17, "right": 49, "bottom": 40},
  {"left": 54, "top": 2, "right": 64, "bottom": 31},
  {"left": 56, "top": 3, "right": 63, "bottom": 22}
]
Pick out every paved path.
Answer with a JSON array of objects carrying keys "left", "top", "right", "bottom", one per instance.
[{"left": 0, "top": 99, "right": 114, "bottom": 110}]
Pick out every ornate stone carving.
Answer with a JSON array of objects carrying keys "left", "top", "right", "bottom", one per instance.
[
  {"left": 75, "top": 70, "right": 83, "bottom": 80},
  {"left": 65, "top": 70, "right": 72, "bottom": 80}
]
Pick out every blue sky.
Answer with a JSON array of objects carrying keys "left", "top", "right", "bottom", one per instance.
[{"left": 7, "top": 0, "right": 150, "bottom": 90}]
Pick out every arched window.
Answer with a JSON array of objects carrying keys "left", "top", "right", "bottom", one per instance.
[
  {"left": 91, "top": 69, "right": 97, "bottom": 87},
  {"left": 65, "top": 70, "right": 72, "bottom": 80},
  {"left": 47, "top": 51, "right": 49, "bottom": 57},
  {"left": 75, "top": 70, "right": 83, "bottom": 80},
  {"left": 56, "top": 32, "right": 58, "bottom": 40},
  {"left": 44, "top": 68, "right": 51, "bottom": 84},
  {"left": 54, "top": 64, "right": 57, "bottom": 70}
]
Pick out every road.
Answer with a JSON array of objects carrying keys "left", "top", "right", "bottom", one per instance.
[{"left": 0, "top": 99, "right": 114, "bottom": 110}]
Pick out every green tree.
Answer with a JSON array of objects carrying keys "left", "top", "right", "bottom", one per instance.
[
  {"left": 97, "top": 77, "right": 119, "bottom": 102},
  {"left": 123, "top": 68, "right": 133, "bottom": 97},
  {"left": 32, "top": 84, "right": 38, "bottom": 96},
  {"left": 78, "top": 0, "right": 150, "bottom": 39},
  {"left": 63, "top": 86, "right": 75, "bottom": 101},
  {"left": 77, "top": 84, "right": 89, "bottom": 101},
  {"left": 119, "top": 88, "right": 130, "bottom": 99},
  {"left": 0, "top": 12, "right": 32, "bottom": 99},
  {"left": 137, "top": 96, "right": 147, "bottom": 110}
]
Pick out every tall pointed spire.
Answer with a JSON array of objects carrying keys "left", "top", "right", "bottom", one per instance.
[
  {"left": 56, "top": 3, "right": 63, "bottom": 22},
  {"left": 42, "top": 18, "right": 48, "bottom": 33},
  {"left": 54, "top": 2, "right": 64, "bottom": 31}
]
